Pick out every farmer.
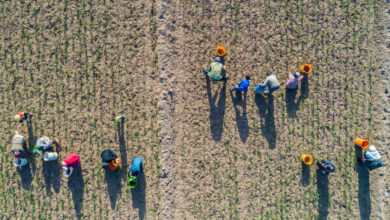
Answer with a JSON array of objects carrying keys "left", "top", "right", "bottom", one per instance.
[
  {"left": 317, "top": 159, "right": 336, "bottom": 174},
  {"left": 62, "top": 153, "right": 80, "bottom": 177},
  {"left": 10, "top": 131, "right": 28, "bottom": 167},
  {"left": 286, "top": 69, "right": 304, "bottom": 90},
  {"left": 14, "top": 112, "right": 33, "bottom": 123},
  {"left": 101, "top": 148, "right": 118, "bottom": 169},
  {"left": 113, "top": 115, "right": 125, "bottom": 125},
  {"left": 128, "top": 157, "right": 143, "bottom": 188},
  {"left": 358, "top": 145, "right": 383, "bottom": 170},
  {"left": 230, "top": 75, "right": 251, "bottom": 92},
  {"left": 33, "top": 136, "right": 58, "bottom": 157},
  {"left": 204, "top": 57, "right": 228, "bottom": 81},
  {"left": 255, "top": 72, "right": 280, "bottom": 94}
]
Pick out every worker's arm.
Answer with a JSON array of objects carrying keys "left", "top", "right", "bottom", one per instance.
[
  {"left": 288, "top": 73, "right": 294, "bottom": 80},
  {"left": 259, "top": 78, "right": 268, "bottom": 87},
  {"left": 237, "top": 80, "right": 244, "bottom": 87}
]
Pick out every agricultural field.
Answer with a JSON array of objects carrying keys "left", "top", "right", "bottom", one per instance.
[{"left": 0, "top": 0, "right": 389, "bottom": 219}]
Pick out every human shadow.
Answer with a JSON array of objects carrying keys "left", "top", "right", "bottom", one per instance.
[
  {"left": 131, "top": 172, "right": 146, "bottom": 220},
  {"left": 299, "top": 74, "right": 309, "bottom": 100},
  {"left": 255, "top": 93, "right": 276, "bottom": 149},
  {"left": 206, "top": 76, "right": 227, "bottom": 141},
  {"left": 231, "top": 90, "right": 249, "bottom": 143},
  {"left": 355, "top": 145, "right": 371, "bottom": 219},
  {"left": 316, "top": 168, "right": 329, "bottom": 220},
  {"left": 42, "top": 160, "right": 61, "bottom": 194},
  {"left": 26, "top": 117, "right": 36, "bottom": 173},
  {"left": 68, "top": 165, "right": 85, "bottom": 219},
  {"left": 26, "top": 117, "right": 36, "bottom": 152},
  {"left": 17, "top": 162, "right": 33, "bottom": 190},
  {"left": 117, "top": 118, "right": 127, "bottom": 177},
  {"left": 301, "top": 162, "right": 310, "bottom": 186},
  {"left": 105, "top": 168, "right": 122, "bottom": 210},
  {"left": 285, "top": 88, "right": 300, "bottom": 118}
]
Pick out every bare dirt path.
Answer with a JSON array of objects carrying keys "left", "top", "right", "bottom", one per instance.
[
  {"left": 156, "top": 0, "right": 180, "bottom": 218},
  {"left": 371, "top": 1, "right": 390, "bottom": 219}
]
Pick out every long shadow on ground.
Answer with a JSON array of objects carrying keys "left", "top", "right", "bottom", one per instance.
[
  {"left": 26, "top": 118, "right": 36, "bottom": 174},
  {"left": 117, "top": 119, "right": 127, "bottom": 177},
  {"left": 255, "top": 93, "right": 276, "bottom": 149},
  {"left": 206, "top": 76, "right": 227, "bottom": 141},
  {"left": 301, "top": 162, "right": 310, "bottom": 186},
  {"left": 316, "top": 168, "right": 329, "bottom": 220},
  {"left": 131, "top": 172, "right": 146, "bottom": 220},
  {"left": 68, "top": 165, "right": 85, "bottom": 219},
  {"left": 231, "top": 91, "right": 249, "bottom": 143},
  {"left": 300, "top": 74, "right": 309, "bottom": 101},
  {"left": 355, "top": 145, "right": 371, "bottom": 219},
  {"left": 285, "top": 88, "right": 300, "bottom": 118},
  {"left": 17, "top": 139, "right": 33, "bottom": 189},
  {"left": 105, "top": 168, "right": 122, "bottom": 210},
  {"left": 42, "top": 160, "right": 61, "bottom": 194},
  {"left": 17, "top": 163, "right": 33, "bottom": 190}
]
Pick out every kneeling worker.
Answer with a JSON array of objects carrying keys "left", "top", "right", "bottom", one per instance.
[
  {"left": 204, "top": 57, "right": 228, "bottom": 81},
  {"left": 62, "top": 153, "right": 80, "bottom": 177},
  {"left": 10, "top": 131, "right": 28, "bottom": 167},
  {"left": 359, "top": 145, "right": 383, "bottom": 170},
  {"left": 128, "top": 157, "right": 143, "bottom": 188},
  {"left": 317, "top": 159, "right": 336, "bottom": 174},
  {"left": 101, "top": 148, "right": 120, "bottom": 170},
  {"left": 14, "top": 112, "right": 33, "bottom": 123},
  {"left": 34, "top": 136, "right": 59, "bottom": 158}
]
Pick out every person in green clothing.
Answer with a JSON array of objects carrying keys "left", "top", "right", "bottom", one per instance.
[
  {"left": 113, "top": 115, "right": 125, "bottom": 125},
  {"left": 204, "top": 57, "right": 228, "bottom": 81}
]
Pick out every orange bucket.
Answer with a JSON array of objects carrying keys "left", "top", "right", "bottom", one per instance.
[
  {"left": 108, "top": 158, "right": 121, "bottom": 170},
  {"left": 354, "top": 139, "right": 369, "bottom": 149},
  {"left": 300, "top": 64, "right": 312, "bottom": 74},
  {"left": 301, "top": 154, "right": 313, "bottom": 165},
  {"left": 216, "top": 46, "right": 226, "bottom": 57}
]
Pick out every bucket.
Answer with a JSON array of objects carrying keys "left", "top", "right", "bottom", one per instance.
[
  {"left": 14, "top": 158, "right": 27, "bottom": 167},
  {"left": 128, "top": 176, "right": 137, "bottom": 188},
  {"left": 33, "top": 147, "right": 42, "bottom": 157},
  {"left": 301, "top": 154, "right": 313, "bottom": 165},
  {"left": 44, "top": 152, "right": 58, "bottom": 161},
  {"left": 216, "top": 46, "right": 226, "bottom": 57},
  {"left": 108, "top": 158, "right": 121, "bottom": 171},
  {"left": 354, "top": 138, "right": 369, "bottom": 149},
  {"left": 300, "top": 64, "right": 312, "bottom": 74},
  {"left": 63, "top": 167, "right": 73, "bottom": 177}
]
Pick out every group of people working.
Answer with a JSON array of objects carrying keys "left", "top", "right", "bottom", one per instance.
[
  {"left": 100, "top": 148, "right": 143, "bottom": 188},
  {"left": 204, "top": 56, "right": 384, "bottom": 173},
  {"left": 11, "top": 113, "right": 143, "bottom": 188},
  {"left": 204, "top": 57, "right": 304, "bottom": 94}
]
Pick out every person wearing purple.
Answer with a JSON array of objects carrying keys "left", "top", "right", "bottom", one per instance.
[
  {"left": 286, "top": 69, "right": 304, "bottom": 90},
  {"left": 230, "top": 75, "right": 251, "bottom": 92}
]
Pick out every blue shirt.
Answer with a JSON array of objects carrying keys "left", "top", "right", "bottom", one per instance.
[
  {"left": 237, "top": 79, "right": 250, "bottom": 92},
  {"left": 128, "top": 157, "right": 143, "bottom": 178}
]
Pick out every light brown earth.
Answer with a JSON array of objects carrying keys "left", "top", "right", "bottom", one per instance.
[{"left": 0, "top": 0, "right": 389, "bottom": 219}]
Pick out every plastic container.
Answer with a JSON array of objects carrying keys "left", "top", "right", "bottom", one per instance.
[
  {"left": 108, "top": 158, "right": 121, "bottom": 171},
  {"left": 34, "top": 148, "right": 42, "bottom": 158},
  {"left": 44, "top": 152, "right": 58, "bottom": 161},
  {"left": 300, "top": 64, "right": 312, "bottom": 74},
  {"left": 301, "top": 154, "right": 313, "bottom": 165},
  {"left": 14, "top": 158, "right": 28, "bottom": 167},
  {"left": 63, "top": 167, "right": 73, "bottom": 177},
  {"left": 216, "top": 46, "right": 226, "bottom": 57},
  {"left": 128, "top": 176, "right": 137, "bottom": 188},
  {"left": 354, "top": 138, "right": 369, "bottom": 149}
]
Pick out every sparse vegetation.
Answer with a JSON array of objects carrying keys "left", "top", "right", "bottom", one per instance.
[{"left": 0, "top": 0, "right": 387, "bottom": 219}]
